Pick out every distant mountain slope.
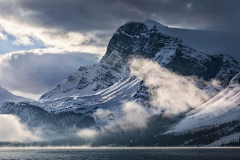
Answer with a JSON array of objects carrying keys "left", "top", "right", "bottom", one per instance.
[
  {"left": 171, "top": 72, "right": 240, "bottom": 133},
  {"left": 0, "top": 86, "right": 30, "bottom": 106}
]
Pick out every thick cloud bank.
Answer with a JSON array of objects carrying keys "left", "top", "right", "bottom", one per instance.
[
  {"left": 0, "top": 115, "right": 40, "bottom": 142},
  {"left": 0, "top": 0, "right": 239, "bottom": 56},
  {"left": 1, "top": 0, "right": 239, "bottom": 33}
]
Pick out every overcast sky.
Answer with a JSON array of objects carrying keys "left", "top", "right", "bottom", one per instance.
[{"left": 0, "top": 0, "right": 239, "bottom": 99}]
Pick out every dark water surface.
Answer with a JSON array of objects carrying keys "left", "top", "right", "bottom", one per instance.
[{"left": 0, "top": 147, "right": 240, "bottom": 160}]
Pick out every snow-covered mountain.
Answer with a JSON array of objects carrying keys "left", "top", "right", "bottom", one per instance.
[
  {"left": 1, "top": 20, "right": 240, "bottom": 145},
  {"left": 0, "top": 86, "right": 30, "bottom": 107},
  {"left": 40, "top": 19, "right": 239, "bottom": 101}
]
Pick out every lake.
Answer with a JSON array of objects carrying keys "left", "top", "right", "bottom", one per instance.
[{"left": 0, "top": 147, "right": 240, "bottom": 160}]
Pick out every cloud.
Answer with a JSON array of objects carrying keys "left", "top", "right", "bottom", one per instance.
[
  {"left": 0, "top": 32, "right": 7, "bottom": 41},
  {"left": 75, "top": 102, "right": 150, "bottom": 139},
  {"left": 0, "top": 114, "right": 40, "bottom": 142},
  {"left": 12, "top": 36, "right": 34, "bottom": 46},
  {"left": 130, "top": 58, "right": 209, "bottom": 114},
  {"left": 120, "top": 102, "right": 149, "bottom": 130},
  {"left": 94, "top": 102, "right": 150, "bottom": 131},
  {"left": 76, "top": 128, "right": 98, "bottom": 139},
  {"left": 0, "top": 49, "right": 100, "bottom": 99},
  {"left": 0, "top": 0, "right": 239, "bottom": 33},
  {"left": 0, "top": 17, "right": 107, "bottom": 54}
]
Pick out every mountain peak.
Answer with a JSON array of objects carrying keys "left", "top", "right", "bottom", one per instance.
[{"left": 144, "top": 19, "right": 166, "bottom": 28}]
